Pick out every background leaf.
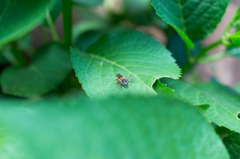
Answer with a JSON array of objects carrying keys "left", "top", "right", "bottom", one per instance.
[
  {"left": 0, "top": 43, "right": 72, "bottom": 97},
  {"left": 0, "top": 0, "right": 51, "bottom": 47},
  {"left": 0, "top": 95, "right": 230, "bottom": 159},
  {"left": 72, "top": 0, "right": 103, "bottom": 7},
  {"left": 223, "top": 133, "right": 240, "bottom": 159},
  {"left": 151, "top": 0, "right": 231, "bottom": 48},
  {"left": 0, "top": 52, "right": 8, "bottom": 66},
  {"left": 71, "top": 31, "right": 181, "bottom": 98},
  {"left": 163, "top": 78, "right": 240, "bottom": 133}
]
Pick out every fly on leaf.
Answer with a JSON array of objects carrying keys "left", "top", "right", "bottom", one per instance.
[{"left": 116, "top": 74, "right": 134, "bottom": 88}]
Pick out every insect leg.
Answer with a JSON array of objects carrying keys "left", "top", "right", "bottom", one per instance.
[{"left": 117, "top": 80, "right": 122, "bottom": 89}]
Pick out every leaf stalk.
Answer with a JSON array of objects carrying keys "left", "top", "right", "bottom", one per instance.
[{"left": 46, "top": 10, "right": 60, "bottom": 42}]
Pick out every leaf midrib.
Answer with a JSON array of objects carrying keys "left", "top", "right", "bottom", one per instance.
[{"left": 84, "top": 52, "right": 157, "bottom": 94}]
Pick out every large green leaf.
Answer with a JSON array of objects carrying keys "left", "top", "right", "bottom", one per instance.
[
  {"left": 72, "top": 0, "right": 103, "bottom": 7},
  {"left": 0, "top": 43, "right": 72, "bottom": 97},
  {"left": 71, "top": 31, "right": 181, "bottom": 98},
  {"left": 223, "top": 133, "right": 240, "bottom": 159},
  {"left": 164, "top": 79, "right": 240, "bottom": 133},
  {"left": 151, "top": 0, "right": 230, "bottom": 49},
  {"left": 0, "top": 95, "right": 229, "bottom": 159},
  {"left": 0, "top": 0, "right": 51, "bottom": 47}
]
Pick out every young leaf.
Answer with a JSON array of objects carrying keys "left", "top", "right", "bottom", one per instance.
[
  {"left": 223, "top": 133, "right": 240, "bottom": 159},
  {"left": 224, "top": 31, "right": 240, "bottom": 46},
  {"left": 72, "top": 0, "right": 103, "bottom": 7},
  {"left": 71, "top": 31, "right": 181, "bottom": 98},
  {"left": 0, "top": 95, "right": 229, "bottom": 159},
  {"left": 151, "top": 0, "right": 231, "bottom": 49},
  {"left": 0, "top": 43, "right": 72, "bottom": 97},
  {"left": 164, "top": 78, "right": 240, "bottom": 133},
  {"left": 0, "top": 0, "right": 51, "bottom": 47}
]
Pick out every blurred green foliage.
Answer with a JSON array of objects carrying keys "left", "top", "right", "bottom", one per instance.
[{"left": 0, "top": 0, "right": 240, "bottom": 158}]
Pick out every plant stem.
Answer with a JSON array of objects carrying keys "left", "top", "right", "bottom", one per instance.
[
  {"left": 2, "top": 43, "right": 27, "bottom": 66},
  {"left": 182, "top": 40, "right": 222, "bottom": 74},
  {"left": 185, "top": 45, "right": 192, "bottom": 64},
  {"left": 46, "top": 10, "right": 59, "bottom": 42},
  {"left": 195, "top": 40, "right": 222, "bottom": 61},
  {"left": 198, "top": 52, "right": 227, "bottom": 63},
  {"left": 62, "top": 0, "right": 72, "bottom": 46},
  {"left": 223, "top": 4, "right": 240, "bottom": 35}
]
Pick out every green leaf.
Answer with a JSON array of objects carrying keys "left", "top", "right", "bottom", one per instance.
[
  {"left": 235, "top": 81, "right": 240, "bottom": 94},
  {"left": 164, "top": 78, "right": 240, "bottom": 133},
  {"left": 151, "top": 0, "right": 231, "bottom": 49},
  {"left": 0, "top": 52, "right": 8, "bottom": 65},
  {"left": 74, "top": 30, "right": 104, "bottom": 52},
  {"left": 225, "top": 47, "right": 240, "bottom": 58},
  {"left": 71, "top": 31, "right": 181, "bottom": 98},
  {"left": 72, "top": 8, "right": 109, "bottom": 43},
  {"left": 0, "top": 43, "right": 72, "bottom": 97},
  {"left": 225, "top": 31, "right": 240, "bottom": 46},
  {"left": 124, "top": 0, "right": 151, "bottom": 12},
  {"left": 72, "top": 0, "right": 103, "bottom": 7},
  {"left": 0, "top": 95, "right": 229, "bottom": 159},
  {"left": 0, "top": 0, "right": 51, "bottom": 47},
  {"left": 122, "top": 0, "right": 154, "bottom": 25},
  {"left": 223, "top": 133, "right": 240, "bottom": 159}
]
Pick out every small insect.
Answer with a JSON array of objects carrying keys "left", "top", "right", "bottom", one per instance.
[{"left": 116, "top": 73, "right": 134, "bottom": 88}]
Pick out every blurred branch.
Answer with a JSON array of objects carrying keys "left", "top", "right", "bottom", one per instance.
[
  {"left": 46, "top": 10, "right": 60, "bottom": 42},
  {"left": 182, "top": 40, "right": 222, "bottom": 73}
]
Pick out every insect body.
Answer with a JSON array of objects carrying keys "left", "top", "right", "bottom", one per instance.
[{"left": 116, "top": 74, "right": 134, "bottom": 87}]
